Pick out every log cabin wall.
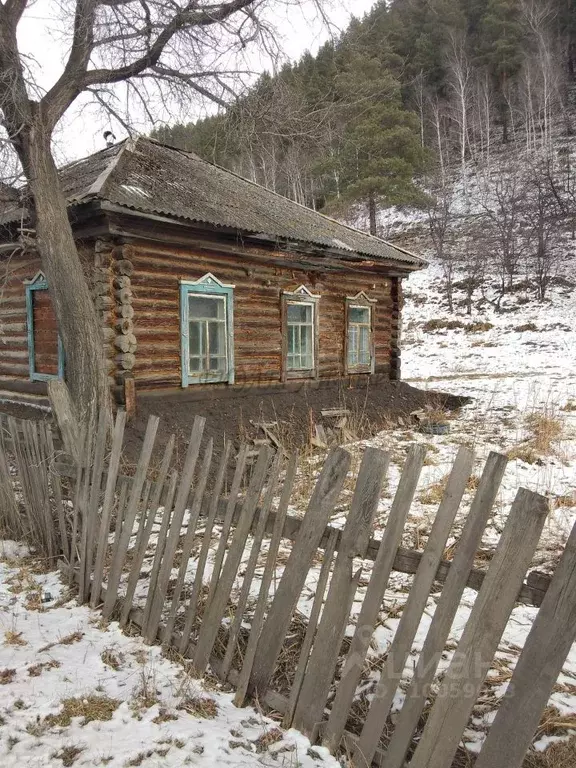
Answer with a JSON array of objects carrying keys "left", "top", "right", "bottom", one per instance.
[{"left": 118, "top": 237, "right": 395, "bottom": 392}]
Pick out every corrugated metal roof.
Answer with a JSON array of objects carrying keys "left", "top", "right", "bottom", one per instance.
[{"left": 0, "top": 137, "right": 425, "bottom": 268}]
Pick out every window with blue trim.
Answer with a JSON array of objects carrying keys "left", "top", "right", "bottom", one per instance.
[
  {"left": 25, "top": 272, "right": 64, "bottom": 382},
  {"left": 180, "top": 274, "right": 234, "bottom": 386}
]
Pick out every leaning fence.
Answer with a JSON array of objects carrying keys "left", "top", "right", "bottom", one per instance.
[{"left": 0, "top": 408, "right": 575, "bottom": 768}]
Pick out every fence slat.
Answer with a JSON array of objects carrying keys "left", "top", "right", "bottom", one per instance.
[
  {"left": 179, "top": 441, "right": 232, "bottom": 654},
  {"left": 81, "top": 408, "right": 109, "bottom": 602},
  {"left": 221, "top": 452, "right": 282, "bottom": 679},
  {"left": 204, "top": 444, "right": 249, "bottom": 614},
  {"left": 474, "top": 519, "right": 576, "bottom": 768},
  {"left": 382, "top": 450, "right": 508, "bottom": 768},
  {"left": 45, "top": 425, "right": 70, "bottom": 562},
  {"left": 119, "top": 434, "right": 176, "bottom": 627},
  {"left": 353, "top": 445, "right": 474, "bottom": 767},
  {"left": 143, "top": 416, "right": 206, "bottom": 642},
  {"left": 233, "top": 453, "right": 297, "bottom": 706},
  {"left": 249, "top": 447, "right": 351, "bottom": 698},
  {"left": 102, "top": 415, "right": 160, "bottom": 619},
  {"left": 407, "top": 488, "right": 548, "bottom": 768},
  {"left": 163, "top": 438, "right": 214, "bottom": 644},
  {"left": 322, "top": 444, "right": 427, "bottom": 751},
  {"left": 283, "top": 528, "right": 339, "bottom": 728},
  {"left": 90, "top": 410, "right": 127, "bottom": 607},
  {"left": 78, "top": 414, "right": 96, "bottom": 599},
  {"left": 193, "top": 446, "right": 272, "bottom": 675},
  {"left": 292, "top": 447, "right": 390, "bottom": 739}
]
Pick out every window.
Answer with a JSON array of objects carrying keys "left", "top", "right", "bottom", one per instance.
[
  {"left": 282, "top": 286, "right": 319, "bottom": 379},
  {"left": 25, "top": 272, "right": 64, "bottom": 382},
  {"left": 287, "top": 302, "right": 314, "bottom": 371},
  {"left": 180, "top": 274, "right": 234, "bottom": 386},
  {"left": 346, "top": 293, "right": 375, "bottom": 373}
]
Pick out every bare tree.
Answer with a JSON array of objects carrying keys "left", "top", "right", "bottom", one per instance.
[{"left": 0, "top": 0, "right": 328, "bottom": 421}]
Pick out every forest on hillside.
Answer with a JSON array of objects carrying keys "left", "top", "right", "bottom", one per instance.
[{"left": 153, "top": 0, "right": 576, "bottom": 308}]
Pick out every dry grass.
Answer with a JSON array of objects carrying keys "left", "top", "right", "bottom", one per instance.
[
  {"left": 28, "top": 660, "right": 60, "bottom": 677},
  {"left": 100, "top": 648, "right": 123, "bottom": 671},
  {"left": 419, "top": 475, "right": 449, "bottom": 505},
  {"left": 51, "top": 744, "right": 84, "bottom": 766},
  {"left": 44, "top": 695, "right": 120, "bottom": 728},
  {"left": 177, "top": 695, "right": 218, "bottom": 719},
  {"left": 4, "top": 630, "right": 27, "bottom": 646},
  {"left": 0, "top": 668, "right": 16, "bottom": 684},
  {"left": 522, "top": 736, "right": 576, "bottom": 767},
  {"left": 508, "top": 406, "right": 566, "bottom": 464}
]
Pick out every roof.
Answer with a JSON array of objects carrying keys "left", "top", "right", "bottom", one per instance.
[{"left": 0, "top": 137, "right": 425, "bottom": 269}]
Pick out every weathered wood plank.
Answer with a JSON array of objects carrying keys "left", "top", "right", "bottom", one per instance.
[
  {"left": 233, "top": 453, "right": 297, "bottom": 707},
  {"left": 474, "top": 519, "right": 576, "bottom": 768},
  {"left": 249, "top": 447, "right": 351, "bottom": 698},
  {"left": 292, "top": 447, "right": 390, "bottom": 739},
  {"left": 322, "top": 444, "right": 427, "bottom": 751},
  {"left": 220, "top": 452, "right": 282, "bottom": 679},
  {"left": 179, "top": 441, "right": 232, "bottom": 654},
  {"left": 283, "top": 528, "right": 338, "bottom": 729},
  {"left": 90, "top": 410, "right": 127, "bottom": 607},
  {"left": 143, "top": 416, "right": 206, "bottom": 642},
  {"left": 382, "top": 450, "right": 508, "bottom": 768},
  {"left": 102, "top": 415, "right": 159, "bottom": 619},
  {"left": 203, "top": 444, "right": 249, "bottom": 614},
  {"left": 407, "top": 488, "right": 548, "bottom": 768},
  {"left": 353, "top": 445, "right": 475, "bottom": 767},
  {"left": 163, "top": 438, "right": 214, "bottom": 645},
  {"left": 119, "top": 434, "right": 176, "bottom": 626},
  {"left": 193, "top": 446, "right": 272, "bottom": 675}
]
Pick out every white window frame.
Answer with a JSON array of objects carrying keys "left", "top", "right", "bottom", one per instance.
[
  {"left": 282, "top": 285, "right": 320, "bottom": 380},
  {"left": 346, "top": 292, "right": 376, "bottom": 374},
  {"left": 180, "top": 273, "right": 235, "bottom": 386}
]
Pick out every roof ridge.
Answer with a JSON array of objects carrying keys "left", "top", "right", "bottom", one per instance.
[
  {"left": 81, "top": 139, "right": 132, "bottom": 200},
  {"left": 136, "top": 136, "right": 424, "bottom": 263}
]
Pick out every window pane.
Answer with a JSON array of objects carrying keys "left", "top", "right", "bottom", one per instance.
[
  {"left": 189, "top": 321, "right": 202, "bottom": 356},
  {"left": 208, "top": 320, "right": 226, "bottom": 357},
  {"left": 349, "top": 306, "right": 370, "bottom": 324},
  {"left": 287, "top": 303, "right": 312, "bottom": 323},
  {"left": 189, "top": 295, "right": 224, "bottom": 319},
  {"left": 288, "top": 325, "right": 297, "bottom": 356},
  {"left": 359, "top": 326, "right": 370, "bottom": 365},
  {"left": 190, "top": 356, "right": 201, "bottom": 372}
]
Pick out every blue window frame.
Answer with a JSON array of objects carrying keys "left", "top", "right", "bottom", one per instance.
[
  {"left": 24, "top": 272, "right": 64, "bottom": 382},
  {"left": 180, "top": 274, "right": 235, "bottom": 387}
]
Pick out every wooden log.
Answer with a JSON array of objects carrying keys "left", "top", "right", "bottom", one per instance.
[
  {"left": 115, "top": 287, "right": 133, "bottom": 303},
  {"left": 116, "top": 318, "right": 134, "bottom": 335},
  {"left": 249, "top": 447, "right": 351, "bottom": 698},
  {"left": 292, "top": 447, "right": 390, "bottom": 738},
  {"left": 474, "top": 519, "right": 576, "bottom": 768},
  {"left": 115, "top": 258, "right": 134, "bottom": 276},
  {"left": 95, "top": 295, "right": 114, "bottom": 310},
  {"left": 114, "top": 276, "right": 131, "bottom": 289},
  {"left": 100, "top": 327, "right": 116, "bottom": 342},
  {"left": 353, "top": 446, "right": 475, "bottom": 767},
  {"left": 116, "top": 353, "right": 136, "bottom": 370},
  {"left": 119, "top": 304, "right": 135, "bottom": 319},
  {"left": 382, "top": 451, "right": 509, "bottom": 768},
  {"left": 322, "top": 444, "right": 427, "bottom": 751},
  {"left": 114, "top": 334, "right": 137, "bottom": 353},
  {"left": 407, "top": 488, "right": 548, "bottom": 768}
]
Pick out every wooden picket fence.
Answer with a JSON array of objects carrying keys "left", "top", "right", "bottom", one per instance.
[{"left": 1, "top": 407, "right": 576, "bottom": 768}]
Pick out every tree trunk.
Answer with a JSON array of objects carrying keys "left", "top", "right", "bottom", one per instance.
[
  {"left": 16, "top": 125, "right": 111, "bottom": 424},
  {"left": 368, "top": 192, "right": 377, "bottom": 236}
]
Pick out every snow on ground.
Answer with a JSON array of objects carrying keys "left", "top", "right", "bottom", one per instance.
[{"left": 0, "top": 547, "right": 337, "bottom": 768}]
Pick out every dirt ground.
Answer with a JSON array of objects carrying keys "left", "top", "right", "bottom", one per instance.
[{"left": 0, "top": 379, "right": 469, "bottom": 478}]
